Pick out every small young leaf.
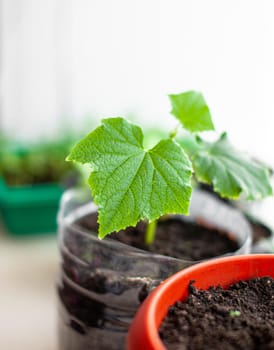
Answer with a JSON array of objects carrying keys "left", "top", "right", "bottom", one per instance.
[
  {"left": 191, "top": 133, "right": 273, "bottom": 200},
  {"left": 68, "top": 117, "right": 193, "bottom": 238},
  {"left": 229, "top": 310, "right": 241, "bottom": 317},
  {"left": 169, "top": 91, "right": 215, "bottom": 133}
]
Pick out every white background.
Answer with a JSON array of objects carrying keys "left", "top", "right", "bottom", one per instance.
[{"left": 1, "top": 0, "right": 274, "bottom": 164}]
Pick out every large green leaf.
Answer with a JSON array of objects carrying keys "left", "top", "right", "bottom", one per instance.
[
  {"left": 68, "top": 117, "right": 193, "bottom": 238},
  {"left": 191, "top": 133, "right": 273, "bottom": 200},
  {"left": 169, "top": 91, "right": 215, "bottom": 133}
]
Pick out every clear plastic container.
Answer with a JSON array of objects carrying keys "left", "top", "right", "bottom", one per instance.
[{"left": 57, "top": 188, "right": 252, "bottom": 350}]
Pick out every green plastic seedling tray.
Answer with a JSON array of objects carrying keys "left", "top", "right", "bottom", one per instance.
[{"left": 0, "top": 177, "right": 63, "bottom": 235}]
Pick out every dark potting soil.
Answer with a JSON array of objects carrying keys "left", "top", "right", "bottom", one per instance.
[
  {"left": 159, "top": 277, "right": 274, "bottom": 350},
  {"left": 251, "top": 221, "right": 271, "bottom": 243},
  {"left": 77, "top": 212, "right": 239, "bottom": 261}
]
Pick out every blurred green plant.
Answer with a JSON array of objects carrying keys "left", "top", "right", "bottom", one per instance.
[{"left": 0, "top": 132, "right": 82, "bottom": 186}]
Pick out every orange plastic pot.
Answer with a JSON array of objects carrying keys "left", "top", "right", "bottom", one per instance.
[{"left": 127, "top": 254, "right": 274, "bottom": 350}]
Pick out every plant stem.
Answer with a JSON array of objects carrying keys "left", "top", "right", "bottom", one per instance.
[
  {"left": 145, "top": 220, "right": 157, "bottom": 245},
  {"left": 169, "top": 123, "right": 180, "bottom": 139}
]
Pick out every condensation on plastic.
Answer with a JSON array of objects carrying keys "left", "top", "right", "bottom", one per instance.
[{"left": 57, "top": 188, "right": 252, "bottom": 350}]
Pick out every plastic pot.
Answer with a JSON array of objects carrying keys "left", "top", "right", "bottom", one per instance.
[
  {"left": 127, "top": 254, "right": 274, "bottom": 350},
  {"left": 57, "top": 188, "right": 252, "bottom": 350},
  {"left": 0, "top": 177, "right": 63, "bottom": 234}
]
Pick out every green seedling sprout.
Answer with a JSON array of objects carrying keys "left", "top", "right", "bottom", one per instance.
[
  {"left": 67, "top": 91, "right": 272, "bottom": 242},
  {"left": 229, "top": 310, "right": 241, "bottom": 317}
]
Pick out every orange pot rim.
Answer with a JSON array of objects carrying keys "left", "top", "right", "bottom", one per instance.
[{"left": 127, "top": 254, "right": 274, "bottom": 350}]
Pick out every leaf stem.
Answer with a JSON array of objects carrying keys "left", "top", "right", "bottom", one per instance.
[
  {"left": 169, "top": 123, "right": 180, "bottom": 139},
  {"left": 145, "top": 220, "right": 157, "bottom": 245}
]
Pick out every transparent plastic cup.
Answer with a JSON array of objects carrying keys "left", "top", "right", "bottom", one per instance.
[{"left": 57, "top": 188, "right": 252, "bottom": 350}]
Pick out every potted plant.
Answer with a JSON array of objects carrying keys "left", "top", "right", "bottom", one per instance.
[
  {"left": 127, "top": 254, "right": 274, "bottom": 350},
  {"left": 58, "top": 91, "right": 272, "bottom": 349},
  {"left": 0, "top": 135, "right": 79, "bottom": 234}
]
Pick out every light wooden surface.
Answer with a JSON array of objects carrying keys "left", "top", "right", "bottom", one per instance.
[{"left": 0, "top": 227, "right": 59, "bottom": 350}]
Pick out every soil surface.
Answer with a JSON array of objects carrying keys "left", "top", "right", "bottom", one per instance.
[
  {"left": 159, "top": 277, "right": 274, "bottom": 350},
  {"left": 77, "top": 213, "right": 239, "bottom": 261},
  {"left": 251, "top": 221, "right": 271, "bottom": 243}
]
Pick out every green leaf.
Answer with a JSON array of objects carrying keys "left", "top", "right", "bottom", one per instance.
[
  {"left": 191, "top": 133, "right": 273, "bottom": 200},
  {"left": 68, "top": 117, "right": 193, "bottom": 238},
  {"left": 169, "top": 91, "right": 215, "bottom": 133},
  {"left": 177, "top": 133, "right": 201, "bottom": 156},
  {"left": 229, "top": 310, "right": 241, "bottom": 317}
]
